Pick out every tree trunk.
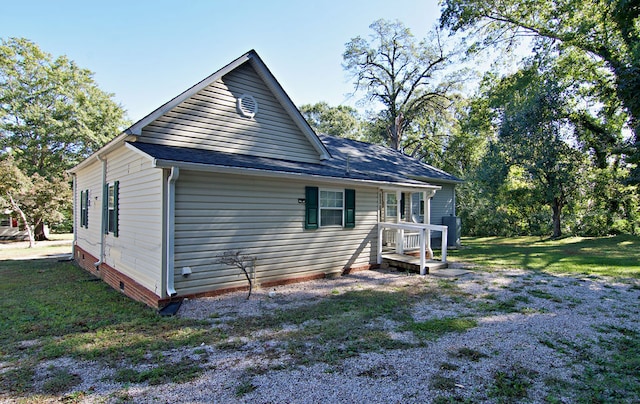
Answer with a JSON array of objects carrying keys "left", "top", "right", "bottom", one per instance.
[
  {"left": 8, "top": 193, "right": 35, "bottom": 248},
  {"left": 34, "top": 220, "right": 49, "bottom": 241},
  {"left": 551, "top": 199, "right": 563, "bottom": 239}
]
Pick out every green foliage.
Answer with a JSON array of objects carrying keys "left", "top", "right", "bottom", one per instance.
[
  {"left": 0, "top": 37, "right": 128, "bottom": 176},
  {"left": 0, "top": 37, "right": 128, "bottom": 239},
  {"left": 439, "top": 0, "right": 640, "bottom": 184},
  {"left": 299, "top": 102, "right": 363, "bottom": 140},
  {"left": 343, "top": 19, "right": 459, "bottom": 150}
]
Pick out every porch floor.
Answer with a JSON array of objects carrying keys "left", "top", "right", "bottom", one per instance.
[{"left": 381, "top": 252, "right": 448, "bottom": 274}]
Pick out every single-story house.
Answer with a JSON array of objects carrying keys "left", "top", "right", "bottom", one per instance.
[{"left": 69, "top": 50, "right": 462, "bottom": 308}]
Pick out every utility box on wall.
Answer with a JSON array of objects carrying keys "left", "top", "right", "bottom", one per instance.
[{"left": 442, "top": 216, "right": 461, "bottom": 247}]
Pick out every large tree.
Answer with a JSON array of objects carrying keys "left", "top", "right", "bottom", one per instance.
[
  {"left": 343, "top": 19, "right": 460, "bottom": 151},
  {"left": 485, "top": 59, "right": 585, "bottom": 238},
  {"left": 0, "top": 38, "right": 128, "bottom": 241},
  {"left": 439, "top": 0, "right": 640, "bottom": 183}
]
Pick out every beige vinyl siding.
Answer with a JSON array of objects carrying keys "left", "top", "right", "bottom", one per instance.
[
  {"left": 173, "top": 171, "right": 378, "bottom": 296},
  {"left": 431, "top": 184, "right": 455, "bottom": 226},
  {"left": 102, "top": 147, "right": 164, "bottom": 296},
  {"left": 139, "top": 63, "right": 320, "bottom": 164},
  {"left": 75, "top": 159, "right": 105, "bottom": 259}
]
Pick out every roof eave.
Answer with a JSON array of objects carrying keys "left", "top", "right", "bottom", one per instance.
[
  {"left": 68, "top": 132, "right": 134, "bottom": 174},
  {"left": 151, "top": 158, "right": 440, "bottom": 190},
  {"left": 125, "top": 51, "right": 255, "bottom": 136}
]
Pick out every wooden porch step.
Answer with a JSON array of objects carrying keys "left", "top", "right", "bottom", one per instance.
[{"left": 381, "top": 253, "right": 448, "bottom": 274}]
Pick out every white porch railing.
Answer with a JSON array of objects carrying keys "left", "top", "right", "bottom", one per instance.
[{"left": 377, "top": 222, "right": 448, "bottom": 275}]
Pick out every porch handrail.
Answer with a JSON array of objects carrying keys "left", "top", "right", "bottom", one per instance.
[{"left": 377, "top": 222, "right": 448, "bottom": 275}]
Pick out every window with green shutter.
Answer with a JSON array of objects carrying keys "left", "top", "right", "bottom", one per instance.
[
  {"left": 80, "top": 189, "right": 89, "bottom": 228},
  {"left": 305, "top": 186, "right": 356, "bottom": 229},
  {"left": 107, "top": 181, "right": 119, "bottom": 237}
]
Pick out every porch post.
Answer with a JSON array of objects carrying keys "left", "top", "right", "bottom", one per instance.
[
  {"left": 396, "top": 190, "right": 403, "bottom": 254},
  {"left": 423, "top": 191, "right": 433, "bottom": 259},
  {"left": 419, "top": 227, "right": 426, "bottom": 275},
  {"left": 377, "top": 223, "right": 383, "bottom": 265}
]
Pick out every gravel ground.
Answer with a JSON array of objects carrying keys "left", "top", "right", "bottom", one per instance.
[{"left": 5, "top": 266, "right": 640, "bottom": 403}]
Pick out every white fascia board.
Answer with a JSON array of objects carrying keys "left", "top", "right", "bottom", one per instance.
[
  {"left": 248, "top": 55, "right": 331, "bottom": 161},
  {"left": 124, "top": 142, "right": 158, "bottom": 165},
  {"left": 151, "top": 158, "right": 440, "bottom": 190},
  {"left": 407, "top": 175, "right": 463, "bottom": 185},
  {"left": 68, "top": 132, "right": 133, "bottom": 174}
]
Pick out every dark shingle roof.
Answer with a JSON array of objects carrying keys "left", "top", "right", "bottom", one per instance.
[
  {"left": 319, "top": 135, "right": 462, "bottom": 184},
  {"left": 129, "top": 135, "right": 461, "bottom": 186}
]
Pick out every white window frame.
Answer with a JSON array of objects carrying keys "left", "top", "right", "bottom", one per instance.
[
  {"left": 319, "top": 188, "right": 344, "bottom": 227},
  {"left": 385, "top": 193, "right": 398, "bottom": 219}
]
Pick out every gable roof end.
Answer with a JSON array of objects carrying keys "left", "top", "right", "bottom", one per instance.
[{"left": 124, "top": 50, "right": 331, "bottom": 161}]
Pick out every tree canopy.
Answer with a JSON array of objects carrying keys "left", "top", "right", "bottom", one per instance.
[
  {"left": 343, "top": 19, "right": 460, "bottom": 151},
  {"left": 0, "top": 37, "right": 127, "bottom": 242},
  {"left": 439, "top": 0, "right": 640, "bottom": 183}
]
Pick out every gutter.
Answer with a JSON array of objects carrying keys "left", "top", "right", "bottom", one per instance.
[
  {"left": 151, "top": 158, "right": 442, "bottom": 192},
  {"left": 71, "top": 173, "right": 77, "bottom": 255},
  {"left": 165, "top": 166, "right": 179, "bottom": 297},
  {"left": 95, "top": 154, "right": 107, "bottom": 269}
]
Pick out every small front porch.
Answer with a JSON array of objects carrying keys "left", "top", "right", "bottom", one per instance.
[{"left": 377, "top": 222, "right": 449, "bottom": 275}]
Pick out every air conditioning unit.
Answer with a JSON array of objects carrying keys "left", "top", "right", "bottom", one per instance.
[{"left": 442, "top": 216, "right": 461, "bottom": 247}]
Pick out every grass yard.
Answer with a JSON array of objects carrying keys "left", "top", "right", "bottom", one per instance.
[{"left": 448, "top": 234, "right": 640, "bottom": 278}]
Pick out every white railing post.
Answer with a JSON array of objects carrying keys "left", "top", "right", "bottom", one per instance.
[
  {"left": 441, "top": 226, "right": 448, "bottom": 262},
  {"left": 419, "top": 228, "right": 426, "bottom": 275},
  {"left": 377, "top": 223, "right": 383, "bottom": 265}
]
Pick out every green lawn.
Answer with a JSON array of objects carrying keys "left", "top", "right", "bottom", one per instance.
[
  {"left": 448, "top": 235, "right": 640, "bottom": 278},
  {"left": 1, "top": 235, "right": 638, "bottom": 400}
]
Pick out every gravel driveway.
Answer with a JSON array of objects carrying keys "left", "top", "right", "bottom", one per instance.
[{"left": 18, "top": 266, "right": 640, "bottom": 403}]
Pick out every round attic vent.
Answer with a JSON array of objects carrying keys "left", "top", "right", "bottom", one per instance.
[{"left": 237, "top": 94, "right": 258, "bottom": 118}]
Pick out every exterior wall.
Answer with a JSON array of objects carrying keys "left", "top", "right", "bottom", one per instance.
[
  {"left": 74, "top": 145, "right": 165, "bottom": 300},
  {"left": 74, "top": 245, "right": 162, "bottom": 307},
  {"left": 74, "top": 158, "right": 105, "bottom": 260},
  {"left": 431, "top": 183, "right": 456, "bottom": 225},
  {"left": 139, "top": 63, "right": 321, "bottom": 164},
  {"left": 172, "top": 170, "right": 379, "bottom": 297}
]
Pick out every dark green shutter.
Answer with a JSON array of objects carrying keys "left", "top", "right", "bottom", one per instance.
[
  {"left": 305, "top": 186, "right": 318, "bottom": 229},
  {"left": 80, "top": 190, "right": 85, "bottom": 228},
  {"left": 83, "top": 190, "right": 89, "bottom": 228},
  {"left": 400, "top": 193, "right": 405, "bottom": 220},
  {"left": 113, "top": 181, "right": 119, "bottom": 237},
  {"left": 344, "top": 189, "right": 356, "bottom": 228},
  {"left": 103, "top": 183, "right": 109, "bottom": 234}
]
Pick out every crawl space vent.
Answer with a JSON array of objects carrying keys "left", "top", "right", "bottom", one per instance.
[{"left": 237, "top": 94, "right": 258, "bottom": 118}]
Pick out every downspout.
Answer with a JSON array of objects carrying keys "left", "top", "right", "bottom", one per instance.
[
  {"left": 71, "top": 173, "right": 77, "bottom": 256},
  {"left": 95, "top": 154, "right": 107, "bottom": 269},
  {"left": 166, "top": 167, "right": 179, "bottom": 297}
]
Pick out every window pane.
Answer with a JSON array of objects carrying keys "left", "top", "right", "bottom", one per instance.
[
  {"left": 108, "top": 209, "right": 115, "bottom": 233},
  {"left": 386, "top": 193, "right": 397, "bottom": 217},
  {"left": 321, "top": 209, "right": 343, "bottom": 226},
  {"left": 320, "top": 190, "right": 343, "bottom": 208},
  {"left": 108, "top": 185, "right": 115, "bottom": 209}
]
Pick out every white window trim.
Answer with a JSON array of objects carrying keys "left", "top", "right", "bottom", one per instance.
[{"left": 319, "top": 188, "right": 344, "bottom": 227}]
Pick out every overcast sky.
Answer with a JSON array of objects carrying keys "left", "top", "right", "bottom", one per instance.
[{"left": 1, "top": 0, "right": 443, "bottom": 122}]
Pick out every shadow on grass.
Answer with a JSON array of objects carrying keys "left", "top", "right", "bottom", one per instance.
[{"left": 449, "top": 235, "right": 640, "bottom": 278}]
